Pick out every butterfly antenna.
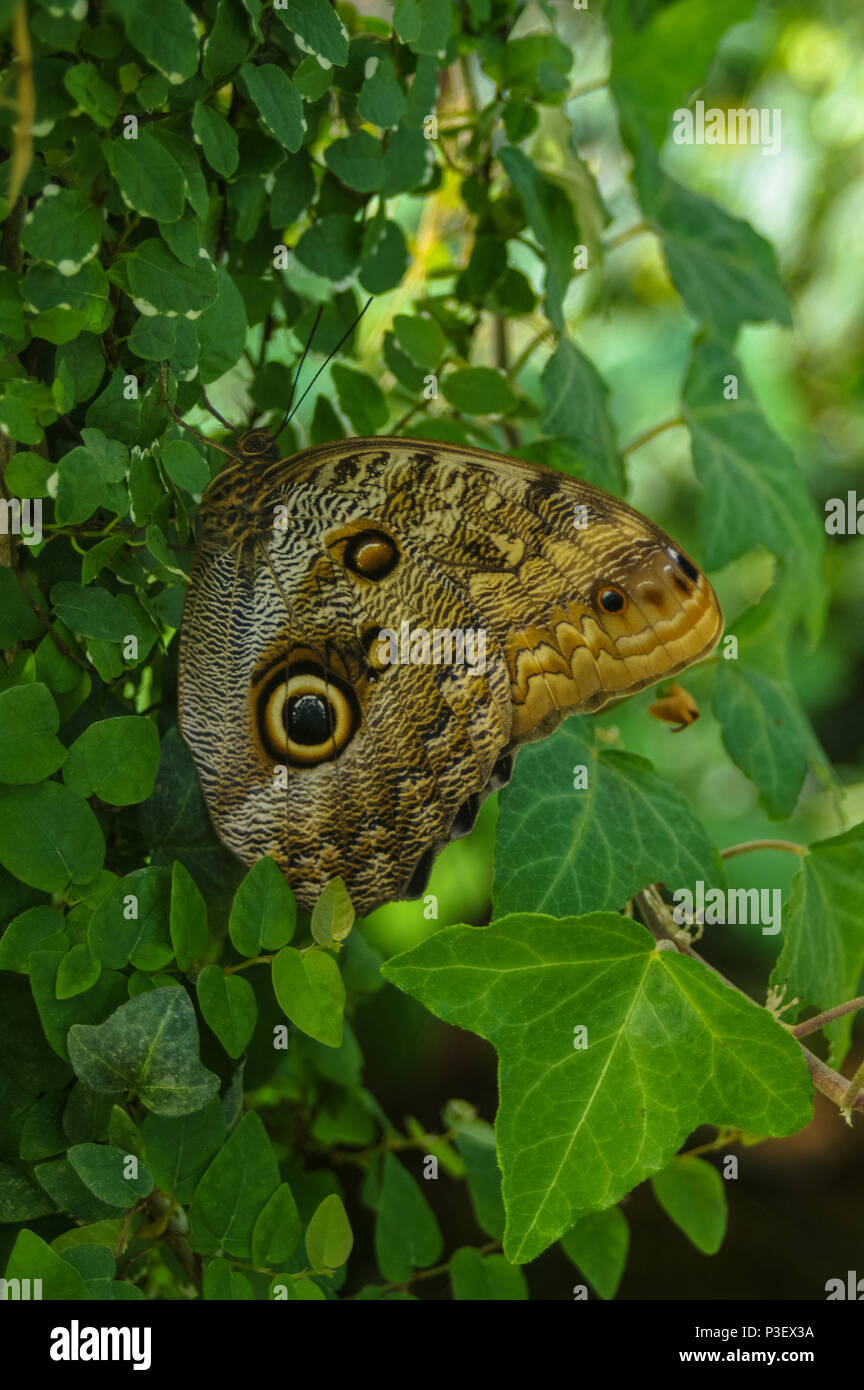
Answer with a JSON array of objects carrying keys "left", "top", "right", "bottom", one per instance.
[
  {"left": 286, "top": 296, "right": 373, "bottom": 426},
  {"left": 272, "top": 303, "right": 324, "bottom": 440}
]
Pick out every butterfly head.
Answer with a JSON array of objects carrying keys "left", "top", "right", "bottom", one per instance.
[{"left": 234, "top": 428, "right": 281, "bottom": 466}]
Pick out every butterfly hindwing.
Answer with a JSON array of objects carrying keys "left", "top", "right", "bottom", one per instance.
[{"left": 178, "top": 437, "right": 723, "bottom": 913}]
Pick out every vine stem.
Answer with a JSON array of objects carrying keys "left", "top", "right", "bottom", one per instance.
[
  {"left": 721, "top": 839, "right": 807, "bottom": 860},
  {"left": 621, "top": 415, "right": 686, "bottom": 457},
  {"left": 604, "top": 221, "right": 654, "bottom": 253},
  {"left": 791, "top": 996, "right": 864, "bottom": 1039},
  {"left": 633, "top": 887, "right": 864, "bottom": 1116}
]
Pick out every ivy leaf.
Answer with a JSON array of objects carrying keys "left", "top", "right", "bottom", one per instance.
[
  {"left": 358, "top": 56, "right": 405, "bottom": 128},
  {"left": 295, "top": 214, "right": 362, "bottom": 279},
  {"left": 127, "top": 238, "right": 219, "bottom": 318},
  {"left": 305, "top": 1192, "right": 353, "bottom": 1271},
  {"left": 441, "top": 367, "right": 516, "bottom": 415},
  {"left": 324, "top": 131, "right": 384, "bottom": 193},
  {"left": 332, "top": 364, "right": 388, "bottom": 435},
  {"left": 140, "top": 1097, "right": 225, "bottom": 1205},
  {"left": 192, "top": 101, "right": 239, "bottom": 177},
  {"left": 539, "top": 340, "right": 622, "bottom": 490},
  {"left": 67, "top": 1143, "right": 154, "bottom": 1206},
  {"left": 560, "top": 1206, "right": 630, "bottom": 1300},
  {"left": 252, "top": 1182, "right": 302, "bottom": 1267},
  {"left": 499, "top": 146, "right": 578, "bottom": 331},
  {"left": 394, "top": 314, "right": 446, "bottom": 370},
  {"left": 169, "top": 861, "right": 209, "bottom": 971},
  {"left": 3, "top": 1231, "right": 92, "bottom": 1300},
  {"left": 374, "top": 1154, "right": 443, "bottom": 1281},
  {"left": 63, "top": 63, "right": 120, "bottom": 128},
  {"left": 650, "top": 1156, "right": 727, "bottom": 1255},
  {"left": 494, "top": 720, "right": 725, "bottom": 917},
  {"left": 639, "top": 159, "right": 791, "bottom": 339},
  {"left": 159, "top": 439, "right": 210, "bottom": 493},
  {"left": 20, "top": 186, "right": 102, "bottom": 274},
  {"left": 240, "top": 63, "right": 305, "bottom": 152},
  {"left": 63, "top": 717, "right": 160, "bottom": 806},
  {"left": 450, "top": 1246, "right": 528, "bottom": 1300},
  {"left": 0, "top": 782, "right": 104, "bottom": 892},
  {"left": 773, "top": 822, "right": 864, "bottom": 1068},
  {"left": 272, "top": 947, "right": 345, "bottom": 1047},
  {"left": 87, "top": 867, "right": 173, "bottom": 972},
  {"left": 67, "top": 988, "right": 220, "bottom": 1116},
  {"left": 383, "top": 913, "right": 812, "bottom": 1263},
  {"left": 109, "top": 0, "right": 200, "bottom": 84},
  {"left": 188, "top": 1111, "right": 279, "bottom": 1257},
  {"left": 229, "top": 855, "right": 297, "bottom": 957},
  {"left": 196, "top": 966, "right": 257, "bottom": 1059},
  {"left": 51, "top": 581, "right": 144, "bottom": 643},
  {"left": 0, "top": 683, "right": 66, "bottom": 784},
  {"left": 310, "top": 877, "right": 354, "bottom": 946},
  {"left": 274, "top": 0, "right": 349, "bottom": 66},
  {"left": 104, "top": 130, "right": 187, "bottom": 224}
]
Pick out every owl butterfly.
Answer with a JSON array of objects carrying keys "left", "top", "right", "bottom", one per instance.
[{"left": 174, "top": 335, "right": 723, "bottom": 917}]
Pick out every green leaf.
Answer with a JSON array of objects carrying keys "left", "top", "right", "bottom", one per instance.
[
  {"left": 249, "top": 1183, "right": 300, "bottom": 1268},
  {"left": 640, "top": 161, "right": 791, "bottom": 339},
  {"left": 713, "top": 663, "right": 814, "bottom": 819},
  {"left": 110, "top": 0, "right": 200, "bottom": 83},
  {"left": 359, "top": 218, "right": 408, "bottom": 295},
  {"left": 441, "top": 366, "right": 516, "bottom": 415},
  {"left": 682, "top": 338, "right": 824, "bottom": 635},
  {"left": 393, "top": 314, "right": 446, "bottom": 370},
  {"left": 56, "top": 943, "right": 101, "bottom": 999},
  {"left": 383, "top": 913, "right": 812, "bottom": 1263},
  {"left": 140, "top": 1096, "right": 225, "bottom": 1204},
  {"left": 229, "top": 855, "right": 297, "bottom": 956},
  {"left": 240, "top": 63, "right": 305, "bottom": 152},
  {"left": 452, "top": 1118, "right": 505, "bottom": 1239},
  {"left": 29, "top": 952, "right": 126, "bottom": 1064},
  {"left": 104, "top": 130, "right": 187, "bottom": 223},
  {"left": 196, "top": 965, "right": 257, "bottom": 1058},
  {"left": 493, "top": 720, "right": 725, "bottom": 916},
  {"left": 51, "top": 580, "right": 143, "bottom": 643},
  {"left": 67, "top": 988, "right": 220, "bottom": 1116},
  {"left": 127, "top": 237, "right": 219, "bottom": 317},
  {"left": 560, "top": 1205, "right": 630, "bottom": 1300},
  {"left": 67, "top": 1143, "right": 154, "bottom": 1207},
  {"left": 773, "top": 822, "right": 864, "bottom": 1068},
  {"left": 63, "top": 717, "right": 160, "bottom": 806},
  {"left": 358, "top": 55, "right": 405, "bottom": 127},
  {"left": 374, "top": 1153, "right": 443, "bottom": 1281},
  {"left": 310, "top": 877, "right": 354, "bottom": 946},
  {"left": 610, "top": 0, "right": 757, "bottom": 150},
  {"left": 88, "top": 867, "right": 173, "bottom": 972},
  {"left": 202, "top": 0, "right": 253, "bottom": 83},
  {"left": 159, "top": 438, "right": 210, "bottom": 493},
  {"left": 324, "top": 131, "right": 384, "bottom": 193},
  {"left": 20, "top": 186, "right": 102, "bottom": 274},
  {"left": 395, "top": 0, "right": 452, "bottom": 57},
  {"left": 64, "top": 62, "right": 120, "bottom": 128},
  {"left": 169, "top": 861, "right": 209, "bottom": 971},
  {"left": 295, "top": 214, "right": 361, "bottom": 279},
  {"left": 188, "top": 1111, "right": 279, "bottom": 1257},
  {"left": 650, "top": 1155, "right": 727, "bottom": 1254},
  {"left": 0, "top": 682, "right": 65, "bottom": 783},
  {"left": 192, "top": 100, "right": 239, "bottom": 177},
  {"left": 0, "top": 905, "right": 68, "bottom": 972},
  {"left": 499, "top": 146, "right": 578, "bottom": 331},
  {"left": 450, "top": 1246, "right": 528, "bottom": 1300},
  {"left": 305, "top": 1192, "right": 353, "bottom": 1271},
  {"left": 539, "top": 340, "right": 623, "bottom": 492},
  {"left": 0, "top": 782, "right": 104, "bottom": 892},
  {"left": 274, "top": 0, "right": 349, "bottom": 66},
  {"left": 197, "top": 267, "right": 248, "bottom": 382},
  {"left": 3, "top": 1230, "right": 92, "bottom": 1300},
  {"left": 272, "top": 946, "right": 345, "bottom": 1047},
  {"left": 332, "top": 364, "right": 388, "bottom": 435}
]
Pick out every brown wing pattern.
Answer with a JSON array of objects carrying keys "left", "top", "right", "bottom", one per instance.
[{"left": 178, "top": 438, "right": 723, "bottom": 914}]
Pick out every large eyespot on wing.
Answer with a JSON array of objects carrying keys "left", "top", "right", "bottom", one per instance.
[{"left": 253, "top": 648, "right": 361, "bottom": 768}]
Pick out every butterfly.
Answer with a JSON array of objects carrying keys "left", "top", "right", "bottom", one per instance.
[{"left": 176, "top": 417, "right": 723, "bottom": 916}]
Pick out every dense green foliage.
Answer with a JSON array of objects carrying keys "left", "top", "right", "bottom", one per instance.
[{"left": 0, "top": 0, "right": 861, "bottom": 1300}]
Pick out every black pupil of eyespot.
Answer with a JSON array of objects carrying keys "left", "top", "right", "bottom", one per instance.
[
  {"left": 284, "top": 693, "right": 331, "bottom": 746},
  {"left": 600, "top": 588, "right": 624, "bottom": 612}
]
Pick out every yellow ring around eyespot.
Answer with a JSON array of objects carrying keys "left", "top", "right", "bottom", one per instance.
[{"left": 260, "top": 672, "right": 354, "bottom": 766}]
